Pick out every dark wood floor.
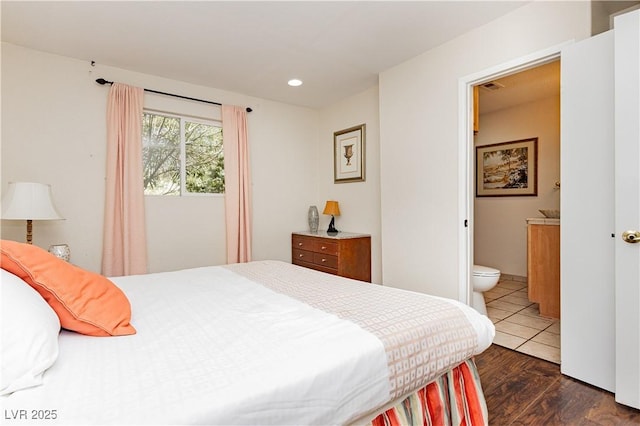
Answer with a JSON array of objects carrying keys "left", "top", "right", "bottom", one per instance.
[{"left": 475, "top": 345, "right": 640, "bottom": 425}]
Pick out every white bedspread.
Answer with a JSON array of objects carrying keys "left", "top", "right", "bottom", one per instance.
[
  {"left": 3, "top": 265, "right": 390, "bottom": 425},
  {"left": 2, "top": 261, "right": 494, "bottom": 425}
]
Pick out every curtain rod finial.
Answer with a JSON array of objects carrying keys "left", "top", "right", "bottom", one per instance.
[{"left": 95, "top": 78, "right": 113, "bottom": 85}]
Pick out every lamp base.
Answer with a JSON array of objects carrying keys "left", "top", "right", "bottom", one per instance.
[
  {"left": 26, "top": 219, "right": 33, "bottom": 245},
  {"left": 327, "top": 216, "right": 339, "bottom": 234}
]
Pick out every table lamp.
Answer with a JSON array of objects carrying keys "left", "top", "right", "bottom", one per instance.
[
  {"left": 322, "top": 200, "right": 340, "bottom": 234},
  {"left": 1, "top": 182, "right": 64, "bottom": 244}
]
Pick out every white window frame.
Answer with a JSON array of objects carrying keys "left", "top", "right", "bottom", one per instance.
[{"left": 143, "top": 109, "right": 224, "bottom": 197}]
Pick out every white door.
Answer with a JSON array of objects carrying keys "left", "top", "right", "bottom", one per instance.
[
  {"left": 614, "top": 10, "right": 640, "bottom": 409},
  {"left": 561, "top": 9, "right": 640, "bottom": 409},
  {"left": 560, "top": 30, "right": 615, "bottom": 392}
]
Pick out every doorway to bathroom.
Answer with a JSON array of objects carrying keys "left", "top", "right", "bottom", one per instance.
[
  {"left": 462, "top": 5, "right": 640, "bottom": 406},
  {"left": 464, "top": 57, "right": 562, "bottom": 364}
]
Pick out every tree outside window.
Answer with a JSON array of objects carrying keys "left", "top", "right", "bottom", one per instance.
[{"left": 142, "top": 112, "right": 224, "bottom": 195}]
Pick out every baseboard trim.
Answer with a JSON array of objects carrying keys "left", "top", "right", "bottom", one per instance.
[{"left": 500, "top": 273, "right": 527, "bottom": 283}]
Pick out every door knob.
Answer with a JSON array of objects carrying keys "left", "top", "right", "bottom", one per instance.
[{"left": 622, "top": 230, "right": 640, "bottom": 243}]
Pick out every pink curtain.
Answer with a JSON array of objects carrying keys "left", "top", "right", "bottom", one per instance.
[
  {"left": 222, "top": 105, "right": 252, "bottom": 263},
  {"left": 101, "top": 83, "right": 147, "bottom": 276}
]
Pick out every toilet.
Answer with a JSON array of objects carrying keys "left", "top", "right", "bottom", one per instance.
[{"left": 472, "top": 265, "right": 501, "bottom": 315}]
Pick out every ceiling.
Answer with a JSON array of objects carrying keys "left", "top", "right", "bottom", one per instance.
[
  {"left": 478, "top": 60, "right": 560, "bottom": 115},
  {"left": 476, "top": 1, "right": 640, "bottom": 114},
  {"left": 1, "top": 1, "right": 530, "bottom": 109}
]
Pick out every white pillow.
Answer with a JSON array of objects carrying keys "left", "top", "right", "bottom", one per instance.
[{"left": 1, "top": 268, "right": 60, "bottom": 395}]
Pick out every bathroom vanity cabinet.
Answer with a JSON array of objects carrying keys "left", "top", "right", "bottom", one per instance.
[{"left": 527, "top": 218, "right": 560, "bottom": 319}]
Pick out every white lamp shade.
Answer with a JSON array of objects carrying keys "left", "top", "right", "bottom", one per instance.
[{"left": 1, "top": 182, "right": 63, "bottom": 220}]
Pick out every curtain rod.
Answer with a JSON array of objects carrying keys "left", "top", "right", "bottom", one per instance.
[{"left": 95, "top": 78, "right": 252, "bottom": 113}]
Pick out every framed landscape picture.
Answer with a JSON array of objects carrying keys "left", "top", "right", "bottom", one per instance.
[
  {"left": 476, "top": 137, "right": 538, "bottom": 197},
  {"left": 334, "top": 124, "right": 365, "bottom": 183}
]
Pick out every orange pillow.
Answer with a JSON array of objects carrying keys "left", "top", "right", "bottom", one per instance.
[{"left": 0, "top": 240, "right": 135, "bottom": 337}]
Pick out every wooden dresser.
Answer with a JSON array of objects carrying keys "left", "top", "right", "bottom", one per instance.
[
  {"left": 527, "top": 218, "right": 560, "bottom": 319},
  {"left": 292, "top": 231, "right": 371, "bottom": 282}
]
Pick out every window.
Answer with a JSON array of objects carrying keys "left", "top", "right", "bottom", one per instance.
[{"left": 142, "top": 111, "right": 224, "bottom": 195}]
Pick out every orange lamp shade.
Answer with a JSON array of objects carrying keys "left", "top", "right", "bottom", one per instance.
[{"left": 322, "top": 201, "right": 340, "bottom": 216}]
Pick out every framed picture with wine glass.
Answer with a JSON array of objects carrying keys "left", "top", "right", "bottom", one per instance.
[{"left": 333, "top": 124, "right": 365, "bottom": 183}]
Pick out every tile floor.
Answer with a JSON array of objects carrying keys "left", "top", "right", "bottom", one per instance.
[{"left": 484, "top": 276, "right": 561, "bottom": 364}]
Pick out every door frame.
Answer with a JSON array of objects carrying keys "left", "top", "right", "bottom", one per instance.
[{"left": 457, "top": 42, "right": 570, "bottom": 306}]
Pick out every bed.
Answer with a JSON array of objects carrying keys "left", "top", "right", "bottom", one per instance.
[{"left": 0, "top": 240, "right": 494, "bottom": 425}]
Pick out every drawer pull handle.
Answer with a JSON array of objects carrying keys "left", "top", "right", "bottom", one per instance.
[
  {"left": 299, "top": 254, "right": 304, "bottom": 258},
  {"left": 321, "top": 246, "right": 327, "bottom": 250},
  {"left": 298, "top": 242, "right": 303, "bottom": 246},
  {"left": 321, "top": 258, "right": 326, "bottom": 262}
]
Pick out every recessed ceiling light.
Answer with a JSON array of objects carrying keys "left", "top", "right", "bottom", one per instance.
[{"left": 288, "top": 79, "right": 303, "bottom": 87}]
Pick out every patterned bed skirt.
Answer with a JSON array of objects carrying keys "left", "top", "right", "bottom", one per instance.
[{"left": 368, "top": 358, "right": 487, "bottom": 426}]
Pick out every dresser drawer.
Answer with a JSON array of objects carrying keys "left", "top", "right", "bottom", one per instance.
[
  {"left": 313, "top": 240, "right": 338, "bottom": 256},
  {"left": 293, "top": 248, "right": 314, "bottom": 263},
  {"left": 292, "top": 235, "right": 313, "bottom": 251},
  {"left": 313, "top": 253, "right": 338, "bottom": 269}
]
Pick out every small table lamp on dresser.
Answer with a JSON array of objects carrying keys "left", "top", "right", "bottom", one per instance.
[
  {"left": 322, "top": 200, "right": 340, "bottom": 234},
  {"left": 1, "top": 182, "right": 64, "bottom": 244}
]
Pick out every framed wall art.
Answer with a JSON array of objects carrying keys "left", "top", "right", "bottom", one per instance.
[
  {"left": 476, "top": 137, "right": 538, "bottom": 197},
  {"left": 334, "top": 124, "right": 365, "bottom": 183}
]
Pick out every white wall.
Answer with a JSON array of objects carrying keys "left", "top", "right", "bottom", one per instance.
[
  {"left": 474, "top": 95, "right": 560, "bottom": 277},
  {"left": 1, "top": 43, "right": 319, "bottom": 273},
  {"left": 0, "top": 1, "right": 593, "bottom": 288},
  {"left": 318, "top": 86, "right": 382, "bottom": 283},
  {"left": 379, "top": 1, "right": 590, "bottom": 299}
]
